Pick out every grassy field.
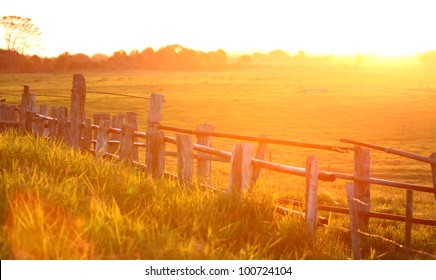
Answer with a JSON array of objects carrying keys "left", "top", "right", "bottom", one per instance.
[
  {"left": 0, "top": 65, "right": 435, "bottom": 259},
  {"left": 0, "top": 131, "right": 434, "bottom": 260}
]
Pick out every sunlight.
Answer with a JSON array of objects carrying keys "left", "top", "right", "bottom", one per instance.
[{"left": 1, "top": 0, "right": 436, "bottom": 57}]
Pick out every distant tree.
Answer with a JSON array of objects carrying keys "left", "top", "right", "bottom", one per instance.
[
  {"left": 91, "top": 53, "right": 109, "bottom": 63},
  {"left": 0, "top": 16, "right": 41, "bottom": 54},
  {"left": 420, "top": 50, "right": 436, "bottom": 67},
  {"left": 238, "top": 55, "right": 253, "bottom": 66},
  {"left": 268, "top": 50, "right": 291, "bottom": 64}
]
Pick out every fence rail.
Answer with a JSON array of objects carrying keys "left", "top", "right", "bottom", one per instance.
[{"left": 0, "top": 74, "right": 435, "bottom": 260}]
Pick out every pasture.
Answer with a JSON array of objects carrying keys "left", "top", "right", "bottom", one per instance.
[{"left": 0, "top": 64, "right": 435, "bottom": 259}]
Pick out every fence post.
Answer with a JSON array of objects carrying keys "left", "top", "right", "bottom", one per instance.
[
  {"left": 196, "top": 123, "right": 215, "bottom": 186},
  {"left": 70, "top": 74, "right": 87, "bottom": 149},
  {"left": 81, "top": 118, "right": 93, "bottom": 152},
  {"left": 430, "top": 153, "right": 436, "bottom": 200},
  {"left": 18, "top": 86, "right": 31, "bottom": 134},
  {"left": 109, "top": 114, "right": 126, "bottom": 154},
  {"left": 119, "top": 123, "right": 135, "bottom": 163},
  {"left": 48, "top": 106, "right": 59, "bottom": 139},
  {"left": 39, "top": 105, "right": 49, "bottom": 137},
  {"left": 127, "top": 112, "right": 139, "bottom": 161},
  {"left": 176, "top": 134, "right": 194, "bottom": 189},
  {"left": 354, "top": 146, "right": 371, "bottom": 228},
  {"left": 250, "top": 133, "right": 268, "bottom": 190},
  {"left": 228, "top": 143, "right": 252, "bottom": 195},
  {"left": 346, "top": 182, "right": 362, "bottom": 260},
  {"left": 93, "top": 112, "right": 110, "bottom": 144},
  {"left": 305, "top": 155, "right": 319, "bottom": 235},
  {"left": 33, "top": 116, "right": 45, "bottom": 137},
  {"left": 146, "top": 93, "right": 165, "bottom": 178},
  {"left": 404, "top": 190, "right": 413, "bottom": 259},
  {"left": 24, "top": 111, "right": 34, "bottom": 134},
  {"left": 96, "top": 119, "right": 110, "bottom": 158},
  {"left": 57, "top": 107, "right": 69, "bottom": 142}
]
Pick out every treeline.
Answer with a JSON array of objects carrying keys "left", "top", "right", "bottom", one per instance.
[
  {"left": 0, "top": 45, "right": 228, "bottom": 72},
  {"left": 0, "top": 44, "right": 342, "bottom": 73}
]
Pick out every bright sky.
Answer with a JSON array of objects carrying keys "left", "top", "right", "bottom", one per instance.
[{"left": 1, "top": 0, "right": 435, "bottom": 57}]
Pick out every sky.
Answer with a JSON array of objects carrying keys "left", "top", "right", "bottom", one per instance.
[{"left": 1, "top": 0, "right": 436, "bottom": 57}]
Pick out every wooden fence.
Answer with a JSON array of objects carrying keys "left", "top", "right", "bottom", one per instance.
[{"left": 1, "top": 74, "right": 435, "bottom": 260}]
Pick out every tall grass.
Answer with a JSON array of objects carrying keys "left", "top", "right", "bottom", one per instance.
[
  {"left": 0, "top": 131, "right": 434, "bottom": 260},
  {"left": 0, "top": 131, "right": 353, "bottom": 260}
]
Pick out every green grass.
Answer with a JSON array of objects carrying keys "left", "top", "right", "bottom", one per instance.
[
  {"left": 0, "top": 131, "right": 434, "bottom": 260},
  {"left": 1, "top": 65, "right": 435, "bottom": 259},
  {"left": 0, "top": 131, "right": 349, "bottom": 259}
]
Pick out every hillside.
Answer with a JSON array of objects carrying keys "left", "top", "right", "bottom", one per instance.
[{"left": 0, "top": 131, "right": 357, "bottom": 260}]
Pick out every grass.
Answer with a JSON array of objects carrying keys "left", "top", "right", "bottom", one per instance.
[
  {"left": 0, "top": 131, "right": 351, "bottom": 260},
  {"left": 0, "top": 131, "right": 434, "bottom": 260},
  {"left": 0, "top": 65, "right": 435, "bottom": 259}
]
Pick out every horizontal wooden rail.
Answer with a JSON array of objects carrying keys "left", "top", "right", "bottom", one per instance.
[
  {"left": 160, "top": 124, "right": 353, "bottom": 153},
  {"left": 165, "top": 135, "right": 336, "bottom": 181},
  {"left": 341, "top": 138, "right": 436, "bottom": 165},
  {"left": 278, "top": 199, "right": 436, "bottom": 226},
  {"left": 332, "top": 172, "right": 436, "bottom": 194}
]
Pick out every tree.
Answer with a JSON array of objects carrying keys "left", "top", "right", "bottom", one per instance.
[{"left": 0, "top": 16, "right": 41, "bottom": 54}]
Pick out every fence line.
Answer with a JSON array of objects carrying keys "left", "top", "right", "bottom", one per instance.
[{"left": 1, "top": 74, "right": 435, "bottom": 260}]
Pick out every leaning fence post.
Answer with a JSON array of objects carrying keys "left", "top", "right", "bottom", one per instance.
[
  {"left": 354, "top": 146, "right": 371, "bottom": 228},
  {"left": 146, "top": 93, "right": 165, "bottom": 178},
  {"left": 346, "top": 182, "right": 362, "bottom": 260},
  {"left": 119, "top": 123, "right": 135, "bottom": 163},
  {"left": 196, "top": 123, "right": 215, "bottom": 186},
  {"left": 95, "top": 119, "right": 110, "bottom": 158},
  {"left": 70, "top": 74, "right": 87, "bottom": 149},
  {"left": 228, "top": 143, "right": 252, "bottom": 195},
  {"left": 404, "top": 190, "right": 413, "bottom": 259},
  {"left": 430, "top": 153, "right": 436, "bottom": 200},
  {"left": 176, "top": 134, "right": 194, "bottom": 189},
  {"left": 305, "top": 155, "right": 319, "bottom": 235},
  {"left": 251, "top": 133, "right": 268, "bottom": 189}
]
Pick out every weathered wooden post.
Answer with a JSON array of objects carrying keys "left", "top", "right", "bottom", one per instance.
[
  {"left": 70, "top": 74, "right": 86, "bottom": 149},
  {"left": 54, "top": 107, "right": 68, "bottom": 142},
  {"left": 404, "top": 190, "right": 413, "bottom": 259},
  {"left": 228, "top": 143, "right": 252, "bottom": 195},
  {"left": 33, "top": 116, "right": 45, "bottom": 137},
  {"left": 39, "top": 105, "right": 49, "bottom": 137},
  {"left": 81, "top": 118, "right": 93, "bottom": 152},
  {"left": 109, "top": 114, "right": 126, "bottom": 154},
  {"left": 250, "top": 133, "right": 268, "bottom": 189},
  {"left": 354, "top": 146, "right": 371, "bottom": 228},
  {"left": 146, "top": 93, "right": 165, "bottom": 178},
  {"left": 127, "top": 112, "right": 139, "bottom": 161},
  {"left": 95, "top": 119, "right": 110, "bottom": 158},
  {"left": 430, "top": 153, "right": 436, "bottom": 200},
  {"left": 305, "top": 155, "right": 319, "bottom": 235},
  {"left": 346, "top": 182, "right": 362, "bottom": 260},
  {"left": 47, "top": 106, "right": 59, "bottom": 139},
  {"left": 196, "top": 123, "right": 215, "bottom": 186},
  {"left": 119, "top": 123, "right": 135, "bottom": 163},
  {"left": 24, "top": 111, "right": 34, "bottom": 134},
  {"left": 93, "top": 112, "right": 110, "bottom": 144},
  {"left": 18, "top": 86, "right": 33, "bottom": 134},
  {"left": 176, "top": 134, "right": 194, "bottom": 189}
]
